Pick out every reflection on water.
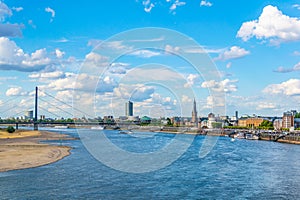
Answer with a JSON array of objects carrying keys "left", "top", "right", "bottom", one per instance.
[{"left": 1, "top": 129, "right": 300, "bottom": 199}]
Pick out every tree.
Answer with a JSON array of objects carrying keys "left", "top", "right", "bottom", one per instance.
[
  {"left": 166, "top": 118, "right": 173, "bottom": 126},
  {"left": 6, "top": 126, "right": 15, "bottom": 133},
  {"left": 295, "top": 113, "right": 300, "bottom": 118},
  {"left": 259, "top": 120, "right": 273, "bottom": 130}
]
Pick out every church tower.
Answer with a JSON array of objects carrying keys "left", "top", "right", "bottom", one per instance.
[{"left": 191, "top": 99, "right": 198, "bottom": 127}]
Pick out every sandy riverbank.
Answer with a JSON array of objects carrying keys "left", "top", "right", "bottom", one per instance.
[{"left": 0, "top": 130, "right": 76, "bottom": 172}]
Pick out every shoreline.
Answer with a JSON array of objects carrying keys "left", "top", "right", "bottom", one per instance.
[{"left": 0, "top": 130, "right": 76, "bottom": 173}]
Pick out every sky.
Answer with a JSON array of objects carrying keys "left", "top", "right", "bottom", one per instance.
[{"left": 0, "top": 0, "right": 300, "bottom": 119}]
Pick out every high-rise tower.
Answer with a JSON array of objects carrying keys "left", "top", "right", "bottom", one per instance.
[
  {"left": 125, "top": 101, "right": 133, "bottom": 116},
  {"left": 191, "top": 99, "right": 198, "bottom": 127}
]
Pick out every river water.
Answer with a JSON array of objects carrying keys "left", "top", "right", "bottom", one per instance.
[{"left": 1, "top": 128, "right": 300, "bottom": 199}]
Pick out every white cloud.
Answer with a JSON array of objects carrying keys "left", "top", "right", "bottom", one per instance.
[
  {"left": 165, "top": 44, "right": 180, "bottom": 54},
  {"left": 29, "top": 71, "right": 65, "bottom": 80},
  {"left": 200, "top": 0, "right": 212, "bottom": 7},
  {"left": 263, "top": 79, "right": 300, "bottom": 96},
  {"left": 45, "top": 7, "right": 55, "bottom": 22},
  {"left": 84, "top": 52, "right": 109, "bottom": 68},
  {"left": 181, "top": 95, "right": 192, "bottom": 103},
  {"left": 293, "top": 4, "right": 300, "bottom": 10},
  {"left": 169, "top": 0, "right": 186, "bottom": 13},
  {"left": 184, "top": 74, "right": 199, "bottom": 88},
  {"left": 130, "top": 49, "right": 161, "bottom": 58},
  {"left": 215, "top": 46, "right": 250, "bottom": 61},
  {"left": 55, "top": 49, "right": 65, "bottom": 58},
  {"left": 114, "top": 83, "right": 155, "bottom": 101},
  {"left": 0, "top": 37, "right": 53, "bottom": 72},
  {"left": 205, "top": 95, "right": 225, "bottom": 109},
  {"left": 6, "top": 87, "right": 28, "bottom": 96},
  {"left": 201, "top": 79, "right": 238, "bottom": 93},
  {"left": 0, "top": 2, "right": 23, "bottom": 37},
  {"left": 0, "top": 2, "right": 12, "bottom": 21},
  {"left": 143, "top": 0, "right": 155, "bottom": 13},
  {"left": 274, "top": 62, "right": 300, "bottom": 73},
  {"left": 257, "top": 102, "right": 276, "bottom": 110},
  {"left": 237, "top": 5, "right": 300, "bottom": 44},
  {"left": 12, "top": 7, "right": 23, "bottom": 12}
]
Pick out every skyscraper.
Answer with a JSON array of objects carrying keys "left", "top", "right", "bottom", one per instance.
[
  {"left": 191, "top": 99, "right": 198, "bottom": 127},
  {"left": 125, "top": 101, "right": 133, "bottom": 116}
]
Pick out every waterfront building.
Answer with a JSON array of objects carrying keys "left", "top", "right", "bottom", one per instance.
[
  {"left": 191, "top": 99, "right": 198, "bottom": 127},
  {"left": 25, "top": 110, "right": 33, "bottom": 120},
  {"left": 171, "top": 116, "right": 181, "bottom": 127},
  {"left": 273, "top": 119, "right": 283, "bottom": 130},
  {"left": 207, "top": 113, "right": 216, "bottom": 129},
  {"left": 103, "top": 116, "right": 114, "bottom": 124},
  {"left": 294, "top": 118, "right": 300, "bottom": 129},
  {"left": 125, "top": 101, "right": 133, "bottom": 116},
  {"left": 140, "top": 116, "right": 151, "bottom": 124},
  {"left": 282, "top": 111, "right": 294, "bottom": 129},
  {"left": 238, "top": 118, "right": 264, "bottom": 128}
]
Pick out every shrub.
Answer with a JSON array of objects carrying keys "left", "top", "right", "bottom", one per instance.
[{"left": 6, "top": 126, "right": 15, "bottom": 133}]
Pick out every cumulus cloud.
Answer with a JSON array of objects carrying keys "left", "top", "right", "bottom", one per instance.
[
  {"left": 201, "top": 79, "right": 238, "bottom": 93},
  {"left": 184, "top": 74, "right": 199, "bottom": 88},
  {"left": 215, "top": 46, "right": 250, "bottom": 61},
  {"left": 0, "top": 2, "right": 23, "bottom": 37},
  {"left": 263, "top": 79, "right": 300, "bottom": 96},
  {"left": 200, "top": 0, "right": 212, "bottom": 7},
  {"left": 0, "top": 37, "right": 54, "bottom": 72},
  {"left": 237, "top": 5, "right": 300, "bottom": 44},
  {"left": 55, "top": 49, "right": 65, "bottom": 58},
  {"left": 0, "top": 23, "right": 23, "bottom": 37},
  {"left": 114, "top": 83, "right": 155, "bottom": 102},
  {"left": 6, "top": 87, "right": 28, "bottom": 96},
  {"left": 273, "top": 62, "right": 300, "bottom": 73}
]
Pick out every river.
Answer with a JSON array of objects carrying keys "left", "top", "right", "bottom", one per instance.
[{"left": 1, "top": 128, "right": 300, "bottom": 199}]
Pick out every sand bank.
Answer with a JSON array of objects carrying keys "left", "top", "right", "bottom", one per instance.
[{"left": 0, "top": 130, "right": 75, "bottom": 172}]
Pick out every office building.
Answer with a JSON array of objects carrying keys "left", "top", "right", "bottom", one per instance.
[{"left": 125, "top": 101, "right": 133, "bottom": 116}]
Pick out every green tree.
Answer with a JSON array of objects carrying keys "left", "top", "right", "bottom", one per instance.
[
  {"left": 295, "top": 113, "right": 300, "bottom": 118},
  {"left": 6, "top": 126, "right": 15, "bottom": 133},
  {"left": 259, "top": 120, "right": 273, "bottom": 130}
]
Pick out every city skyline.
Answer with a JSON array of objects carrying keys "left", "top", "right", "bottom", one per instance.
[{"left": 1, "top": 1, "right": 300, "bottom": 119}]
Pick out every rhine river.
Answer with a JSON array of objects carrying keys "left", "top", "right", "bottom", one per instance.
[{"left": 1, "top": 128, "right": 300, "bottom": 199}]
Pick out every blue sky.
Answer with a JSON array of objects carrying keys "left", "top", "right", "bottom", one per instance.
[{"left": 1, "top": 0, "right": 300, "bottom": 119}]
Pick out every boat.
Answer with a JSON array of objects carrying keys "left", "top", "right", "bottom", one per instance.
[
  {"left": 54, "top": 125, "right": 69, "bottom": 129},
  {"left": 245, "top": 134, "right": 259, "bottom": 140},
  {"left": 91, "top": 126, "right": 105, "bottom": 130},
  {"left": 119, "top": 130, "right": 133, "bottom": 134}
]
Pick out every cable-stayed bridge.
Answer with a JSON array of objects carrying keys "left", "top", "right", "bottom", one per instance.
[{"left": 0, "top": 87, "right": 116, "bottom": 130}]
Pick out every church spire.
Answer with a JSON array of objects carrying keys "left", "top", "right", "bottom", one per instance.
[{"left": 192, "top": 98, "right": 198, "bottom": 127}]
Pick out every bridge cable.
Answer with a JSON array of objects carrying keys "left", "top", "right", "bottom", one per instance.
[
  {"left": 40, "top": 90, "right": 94, "bottom": 118},
  {"left": 39, "top": 98, "right": 74, "bottom": 117}
]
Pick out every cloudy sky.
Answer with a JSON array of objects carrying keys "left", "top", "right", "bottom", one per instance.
[{"left": 1, "top": 0, "right": 300, "bottom": 119}]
